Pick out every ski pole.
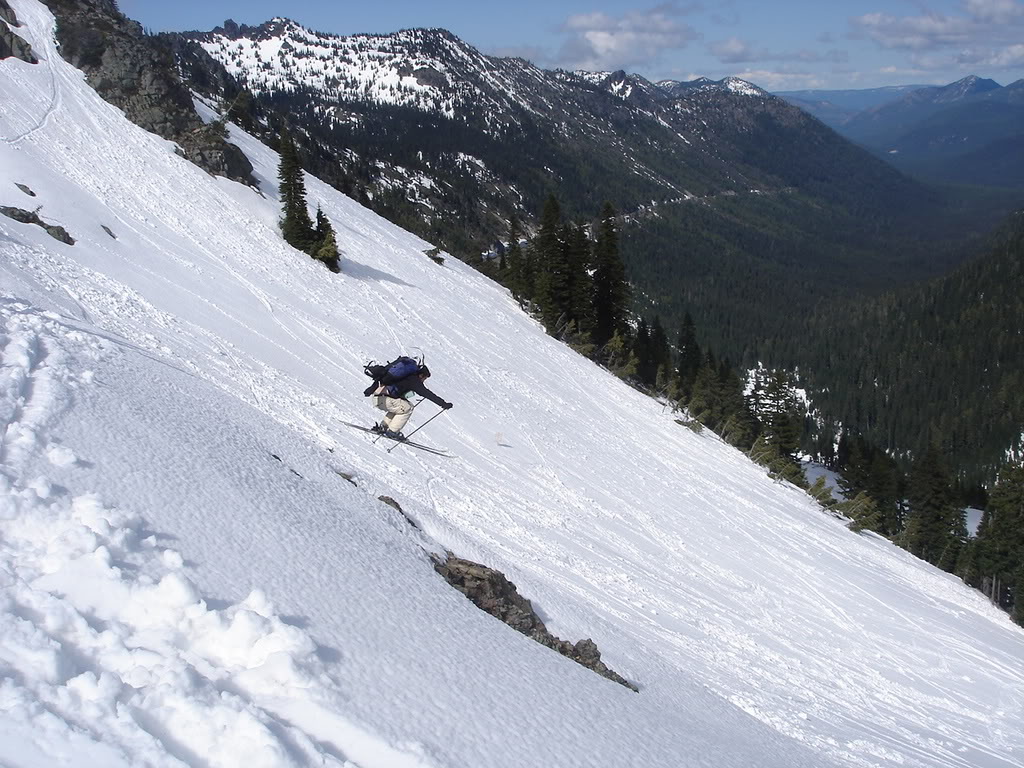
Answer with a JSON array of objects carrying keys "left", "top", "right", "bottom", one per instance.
[{"left": 387, "top": 407, "right": 447, "bottom": 453}]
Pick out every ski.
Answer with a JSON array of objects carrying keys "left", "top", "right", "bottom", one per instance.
[{"left": 341, "top": 423, "right": 453, "bottom": 457}]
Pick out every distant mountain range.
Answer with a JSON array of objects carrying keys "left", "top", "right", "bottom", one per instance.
[
  {"left": 776, "top": 84, "right": 928, "bottom": 125},
  {"left": 778, "top": 76, "right": 1024, "bottom": 189}
]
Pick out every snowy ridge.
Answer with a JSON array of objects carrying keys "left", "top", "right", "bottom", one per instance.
[
  {"left": 197, "top": 20, "right": 557, "bottom": 123},
  {"left": 2, "top": 1, "right": 1024, "bottom": 766}
]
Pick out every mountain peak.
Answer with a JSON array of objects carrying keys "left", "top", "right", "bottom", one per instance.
[
  {"left": 721, "top": 77, "right": 765, "bottom": 97},
  {"left": 938, "top": 74, "right": 1001, "bottom": 101}
]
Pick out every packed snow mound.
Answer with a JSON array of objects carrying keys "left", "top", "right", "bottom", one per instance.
[{"left": 2, "top": 1, "right": 1024, "bottom": 767}]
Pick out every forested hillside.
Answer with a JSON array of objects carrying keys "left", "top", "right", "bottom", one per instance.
[{"left": 777, "top": 211, "right": 1024, "bottom": 481}]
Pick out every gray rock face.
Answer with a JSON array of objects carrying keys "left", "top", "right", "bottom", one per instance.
[
  {"left": 1, "top": 206, "right": 75, "bottom": 244},
  {"left": 1, "top": 1, "right": 38, "bottom": 64},
  {"left": 434, "top": 554, "right": 638, "bottom": 691},
  {"left": 39, "top": 0, "right": 253, "bottom": 185},
  {"left": 0, "top": 0, "right": 16, "bottom": 25}
]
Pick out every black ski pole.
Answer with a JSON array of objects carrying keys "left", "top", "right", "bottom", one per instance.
[{"left": 387, "top": 407, "right": 447, "bottom": 453}]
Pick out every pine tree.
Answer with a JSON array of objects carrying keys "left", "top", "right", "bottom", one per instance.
[
  {"left": 974, "top": 464, "right": 1024, "bottom": 609},
  {"left": 308, "top": 205, "right": 340, "bottom": 271},
  {"left": 603, "top": 330, "right": 638, "bottom": 380},
  {"left": 688, "top": 352, "right": 723, "bottom": 429},
  {"left": 902, "top": 444, "right": 958, "bottom": 564},
  {"left": 565, "top": 223, "right": 595, "bottom": 337},
  {"left": 634, "top": 319, "right": 654, "bottom": 387},
  {"left": 866, "top": 451, "right": 903, "bottom": 535},
  {"left": 838, "top": 491, "right": 884, "bottom": 533},
  {"left": 533, "top": 196, "right": 569, "bottom": 333},
  {"left": 505, "top": 216, "right": 526, "bottom": 306},
  {"left": 675, "top": 312, "right": 702, "bottom": 402},
  {"left": 808, "top": 475, "right": 837, "bottom": 508},
  {"left": 593, "top": 202, "right": 630, "bottom": 348},
  {"left": 277, "top": 128, "right": 316, "bottom": 252}
]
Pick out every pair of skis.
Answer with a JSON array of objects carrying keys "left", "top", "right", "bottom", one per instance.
[{"left": 343, "top": 423, "right": 452, "bottom": 457}]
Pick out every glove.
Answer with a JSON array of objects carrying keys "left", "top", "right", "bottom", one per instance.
[
  {"left": 442, "top": 402, "right": 453, "bottom": 410},
  {"left": 363, "top": 383, "right": 377, "bottom": 397}
]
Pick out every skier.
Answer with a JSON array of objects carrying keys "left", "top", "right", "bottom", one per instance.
[{"left": 364, "top": 364, "right": 452, "bottom": 440}]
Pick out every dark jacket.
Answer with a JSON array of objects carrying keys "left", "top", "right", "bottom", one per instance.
[{"left": 368, "top": 373, "right": 451, "bottom": 408}]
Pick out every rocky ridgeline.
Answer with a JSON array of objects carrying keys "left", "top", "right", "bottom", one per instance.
[
  {"left": 39, "top": 0, "right": 253, "bottom": 185},
  {"left": 1, "top": 0, "right": 37, "bottom": 63},
  {"left": 434, "top": 554, "right": 639, "bottom": 692}
]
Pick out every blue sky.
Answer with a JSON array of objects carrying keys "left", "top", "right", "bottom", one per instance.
[{"left": 122, "top": 0, "right": 1024, "bottom": 91}]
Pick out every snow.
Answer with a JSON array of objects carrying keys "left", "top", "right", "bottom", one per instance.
[
  {"left": 2, "top": 1, "right": 1024, "bottom": 766},
  {"left": 723, "top": 77, "right": 764, "bottom": 98}
]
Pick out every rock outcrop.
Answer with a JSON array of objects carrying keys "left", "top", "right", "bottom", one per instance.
[
  {"left": 1, "top": 206, "right": 75, "bottom": 244},
  {"left": 39, "top": 0, "right": 253, "bottom": 185},
  {"left": 1, "top": 0, "right": 38, "bottom": 63},
  {"left": 434, "top": 554, "right": 638, "bottom": 691}
]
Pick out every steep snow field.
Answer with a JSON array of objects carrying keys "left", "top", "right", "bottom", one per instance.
[{"left": 2, "top": 2, "right": 1023, "bottom": 766}]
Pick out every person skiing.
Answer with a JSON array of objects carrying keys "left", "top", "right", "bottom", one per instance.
[{"left": 364, "top": 363, "right": 452, "bottom": 440}]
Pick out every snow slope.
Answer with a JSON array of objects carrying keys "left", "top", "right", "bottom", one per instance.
[{"left": 2, "top": 1, "right": 1024, "bottom": 766}]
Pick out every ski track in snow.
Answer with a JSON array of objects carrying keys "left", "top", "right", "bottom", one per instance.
[{"left": 2, "top": 1, "right": 1024, "bottom": 766}]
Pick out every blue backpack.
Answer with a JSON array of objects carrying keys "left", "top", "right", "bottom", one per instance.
[{"left": 364, "top": 356, "right": 421, "bottom": 396}]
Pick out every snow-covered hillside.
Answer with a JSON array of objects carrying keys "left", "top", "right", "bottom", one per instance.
[{"left": 3, "top": 2, "right": 1024, "bottom": 766}]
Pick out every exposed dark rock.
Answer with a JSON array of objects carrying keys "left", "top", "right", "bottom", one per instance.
[
  {"left": 39, "top": 0, "right": 254, "bottom": 186},
  {"left": 101, "top": 224, "right": 116, "bottom": 238},
  {"left": 378, "top": 495, "right": 421, "bottom": 529},
  {"left": 15, "top": 183, "right": 36, "bottom": 197},
  {"left": 1, "top": 206, "right": 75, "bottom": 244},
  {"left": 1, "top": 1, "right": 37, "bottom": 64},
  {"left": 0, "top": 0, "right": 18, "bottom": 26},
  {"left": 434, "top": 554, "right": 638, "bottom": 691},
  {"left": 334, "top": 469, "right": 357, "bottom": 486}
]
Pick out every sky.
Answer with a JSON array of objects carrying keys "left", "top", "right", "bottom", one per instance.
[{"left": 120, "top": 0, "right": 1024, "bottom": 91}]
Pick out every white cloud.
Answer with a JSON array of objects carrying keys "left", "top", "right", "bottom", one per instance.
[
  {"left": 850, "top": 11, "right": 974, "bottom": 50},
  {"left": 556, "top": 3, "right": 701, "bottom": 72},
  {"left": 964, "top": 0, "right": 1024, "bottom": 23},
  {"left": 710, "top": 37, "right": 755, "bottom": 63},
  {"left": 709, "top": 36, "right": 848, "bottom": 65},
  {"left": 850, "top": 0, "right": 1024, "bottom": 75},
  {"left": 730, "top": 69, "right": 829, "bottom": 91}
]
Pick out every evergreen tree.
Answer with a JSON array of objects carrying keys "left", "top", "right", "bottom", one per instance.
[
  {"left": 866, "top": 451, "right": 903, "bottom": 536},
  {"left": 309, "top": 205, "right": 340, "bottom": 271},
  {"left": 901, "top": 444, "right": 958, "bottom": 564},
  {"left": 688, "top": 351, "right": 723, "bottom": 429},
  {"left": 505, "top": 216, "right": 526, "bottom": 306},
  {"left": 808, "top": 475, "right": 837, "bottom": 508},
  {"left": 603, "top": 330, "right": 638, "bottom": 380},
  {"left": 593, "top": 202, "right": 630, "bottom": 348},
  {"left": 277, "top": 127, "right": 316, "bottom": 252},
  {"left": 533, "top": 195, "right": 569, "bottom": 332},
  {"left": 974, "top": 464, "right": 1024, "bottom": 609},
  {"left": 675, "top": 312, "right": 702, "bottom": 402},
  {"left": 634, "top": 319, "right": 654, "bottom": 387},
  {"left": 565, "top": 223, "right": 595, "bottom": 337},
  {"left": 717, "top": 361, "right": 757, "bottom": 450},
  {"left": 650, "top": 317, "right": 671, "bottom": 390},
  {"left": 838, "top": 491, "right": 884, "bottom": 533}
]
